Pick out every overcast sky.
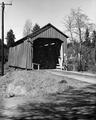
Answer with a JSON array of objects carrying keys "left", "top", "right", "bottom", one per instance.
[{"left": 0, "top": 0, "right": 96, "bottom": 42}]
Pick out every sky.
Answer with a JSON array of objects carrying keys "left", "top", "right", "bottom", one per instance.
[{"left": 0, "top": 0, "right": 96, "bottom": 42}]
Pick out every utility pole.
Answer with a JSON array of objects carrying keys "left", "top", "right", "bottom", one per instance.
[{"left": 0, "top": 2, "right": 12, "bottom": 76}]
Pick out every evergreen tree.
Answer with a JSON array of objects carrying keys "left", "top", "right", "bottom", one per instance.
[
  {"left": 92, "top": 30, "right": 96, "bottom": 62},
  {"left": 6, "top": 29, "right": 15, "bottom": 48},
  {"left": 92, "top": 30, "right": 96, "bottom": 47},
  {"left": 32, "top": 23, "right": 40, "bottom": 33},
  {"left": 85, "top": 28, "right": 90, "bottom": 46}
]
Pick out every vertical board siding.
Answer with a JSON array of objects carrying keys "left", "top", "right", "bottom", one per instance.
[
  {"left": 8, "top": 41, "right": 27, "bottom": 68},
  {"left": 8, "top": 47, "right": 13, "bottom": 66},
  {"left": 11, "top": 47, "right": 15, "bottom": 66},
  {"left": 17, "top": 43, "right": 26, "bottom": 68},
  {"left": 31, "top": 27, "right": 67, "bottom": 42},
  {"left": 26, "top": 40, "right": 32, "bottom": 69}
]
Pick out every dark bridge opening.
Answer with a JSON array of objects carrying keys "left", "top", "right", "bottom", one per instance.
[{"left": 33, "top": 38, "right": 63, "bottom": 69}]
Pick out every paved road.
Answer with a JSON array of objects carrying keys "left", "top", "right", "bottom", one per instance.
[{"left": 48, "top": 70, "right": 96, "bottom": 84}]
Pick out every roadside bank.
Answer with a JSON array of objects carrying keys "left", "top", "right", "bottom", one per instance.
[{"left": 0, "top": 70, "right": 91, "bottom": 98}]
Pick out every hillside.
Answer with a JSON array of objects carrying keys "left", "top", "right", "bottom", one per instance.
[{"left": 0, "top": 69, "right": 91, "bottom": 98}]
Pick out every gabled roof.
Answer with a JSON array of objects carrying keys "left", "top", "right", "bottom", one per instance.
[
  {"left": 28, "top": 23, "right": 68, "bottom": 38},
  {"left": 13, "top": 23, "right": 68, "bottom": 46}
]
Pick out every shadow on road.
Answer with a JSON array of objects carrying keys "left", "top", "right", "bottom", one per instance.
[{"left": 0, "top": 84, "right": 96, "bottom": 120}]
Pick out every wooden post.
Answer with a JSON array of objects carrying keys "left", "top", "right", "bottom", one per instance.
[
  {"left": 32, "top": 63, "right": 33, "bottom": 69},
  {"left": 0, "top": 2, "right": 12, "bottom": 75},
  {"left": 60, "top": 44, "right": 63, "bottom": 69},
  {"left": 38, "top": 64, "right": 40, "bottom": 70},
  {"left": 1, "top": 2, "right": 4, "bottom": 76}
]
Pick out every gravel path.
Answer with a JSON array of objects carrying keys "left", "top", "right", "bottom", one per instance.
[{"left": 48, "top": 70, "right": 96, "bottom": 84}]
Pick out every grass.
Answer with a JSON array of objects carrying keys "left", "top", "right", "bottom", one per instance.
[{"left": 0, "top": 69, "right": 91, "bottom": 98}]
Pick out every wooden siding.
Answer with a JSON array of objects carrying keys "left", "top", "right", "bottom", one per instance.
[
  {"left": 26, "top": 39, "right": 32, "bottom": 69},
  {"left": 8, "top": 40, "right": 32, "bottom": 69},
  {"left": 30, "top": 27, "right": 66, "bottom": 42}
]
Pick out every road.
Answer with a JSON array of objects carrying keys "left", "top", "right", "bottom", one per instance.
[{"left": 48, "top": 69, "right": 96, "bottom": 84}]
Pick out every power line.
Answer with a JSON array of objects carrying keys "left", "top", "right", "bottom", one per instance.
[{"left": 0, "top": 2, "right": 12, "bottom": 76}]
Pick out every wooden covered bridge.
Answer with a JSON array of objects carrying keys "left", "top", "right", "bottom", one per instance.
[{"left": 8, "top": 23, "right": 68, "bottom": 69}]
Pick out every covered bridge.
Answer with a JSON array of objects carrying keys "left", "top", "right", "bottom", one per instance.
[{"left": 8, "top": 23, "right": 68, "bottom": 69}]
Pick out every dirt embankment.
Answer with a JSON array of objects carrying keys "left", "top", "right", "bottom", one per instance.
[{"left": 0, "top": 70, "right": 90, "bottom": 98}]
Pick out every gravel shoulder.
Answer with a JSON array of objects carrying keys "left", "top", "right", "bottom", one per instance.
[{"left": 48, "top": 69, "right": 96, "bottom": 84}]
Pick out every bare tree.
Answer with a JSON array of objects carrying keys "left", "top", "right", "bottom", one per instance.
[
  {"left": 72, "top": 8, "right": 89, "bottom": 42},
  {"left": 64, "top": 8, "right": 91, "bottom": 71},
  {"left": 72, "top": 8, "right": 90, "bottom": 70},
  {"left": 64, "top": 8, "right": 91, "bottom": 41},
  {"left": 23, "top": 19, "right": 33, "bottom": 37},
  {"left": 64, "top": 16, "right": 76, "bottom": 70},
  {"left": 64, "top": 15, "right": 75, "bottom": 42}
]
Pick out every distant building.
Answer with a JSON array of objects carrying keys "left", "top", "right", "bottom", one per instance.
[{"left": 8, "top": 23, "right": 68, "bottom": 69}]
